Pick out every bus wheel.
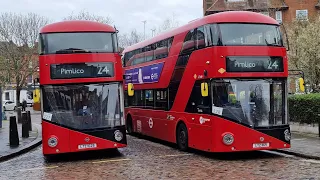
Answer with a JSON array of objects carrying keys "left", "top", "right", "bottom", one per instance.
[
  {"left": 176, "top": 123, "right": 188, "bottom": 151},
  {"left": 126, "top": 115, "right": 133, "bottom": 135}
]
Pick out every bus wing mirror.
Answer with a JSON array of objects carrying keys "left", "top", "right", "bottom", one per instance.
[
  {"left": 201, "top": 82, "right": 208, "bottom": 97},
  {"left": 128, "top": 83, "right": 134, "bottom": 97},
  {"left": 299, "top": 78, "right": 305, "bottom": 92}
]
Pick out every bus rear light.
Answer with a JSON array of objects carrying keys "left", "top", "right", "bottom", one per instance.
[
  {"left": 222, "top": 133, "right": 234, "bottom": 145},
  {"left": 48, "top": 136, "right": 58, "bottom": 148}
]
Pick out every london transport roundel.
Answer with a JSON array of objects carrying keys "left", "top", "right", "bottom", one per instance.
[{"left": 149, "top": 118, "right": 153, "bottom": 128}]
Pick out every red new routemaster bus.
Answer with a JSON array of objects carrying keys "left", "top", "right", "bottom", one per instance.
[
  {"left": 122, "top": 11, "right": 295, "bottom": 152},
  {"left": 38, "top": 20, "right": 126, "bottom": 156}
]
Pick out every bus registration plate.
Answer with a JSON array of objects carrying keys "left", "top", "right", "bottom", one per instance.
[
  {"left": 78, "top": 143, "right": 97, "bottom": 150},
  {"left": 253, "top": 143, "right": 270, "bottom": 148}
]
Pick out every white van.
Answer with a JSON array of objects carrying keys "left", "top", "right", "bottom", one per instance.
[{"left": 2, "top": 90, "right": 33, "bottom": 107}]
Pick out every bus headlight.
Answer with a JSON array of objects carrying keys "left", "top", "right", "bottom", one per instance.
[
  {"left": 222, "top": 133, "right": 234, "bottom": 145},
  {"left": 284, "top": 129, "right": 291, "bottom": 141},
  {"left": 114, "top": 130, "right": 123, "bottom": 142},
  {"left": 48, "top": 136, "right": 58, "bottom": 148}
]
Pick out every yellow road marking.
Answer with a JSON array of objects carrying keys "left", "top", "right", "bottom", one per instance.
[
  {"left": 19, "top": 166, "right": 59, "bottom": 172},
  {"left": 92, "top": 158, "right": 131, "bottom": 164},
  {"left": 157, "top": 154, "right": 193, "bottom": 158}
]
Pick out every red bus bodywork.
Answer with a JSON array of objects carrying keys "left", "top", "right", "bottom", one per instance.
[
  {"left": 122, "top": 11, "right": 291, "bottom": 152},
  {"left": 39, "top": 21, "right": 126, "bottom": 155}
]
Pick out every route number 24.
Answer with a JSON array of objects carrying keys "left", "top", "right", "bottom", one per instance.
[
  {"left": 98, "top": 66, "right": 109, "bottom": 75},
  {"left": 267, "top": 61, "right": 279, "bottom": 69}
]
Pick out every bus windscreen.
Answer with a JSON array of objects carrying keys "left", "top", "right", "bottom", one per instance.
[
  {"left": 40, "top": 32, "right": 115, "bottom": 54},
  {"left": 42, "top": 83, "right": 122, "bottom": 130},
  {"left": 218, "top": 23, "right": 283, "bottom": 46}
]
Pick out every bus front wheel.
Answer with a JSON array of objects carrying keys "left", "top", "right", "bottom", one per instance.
[{"left": 176, "top": 122, "right": 188, "bottom": 151}]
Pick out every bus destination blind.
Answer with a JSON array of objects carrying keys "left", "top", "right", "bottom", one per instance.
[
  {"left": 226, "top": 56, "right": 284, "bottom": 72},
  {"left": 50, "top": 62, "right": 114, "bottom": 79}
]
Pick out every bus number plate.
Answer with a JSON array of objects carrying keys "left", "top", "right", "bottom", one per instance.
[
  {"left": 253, "top": 143, "right": 270, "bottom": 148},
  {"left": 78, "top": 143, "right": 97, "bottom": 150}
]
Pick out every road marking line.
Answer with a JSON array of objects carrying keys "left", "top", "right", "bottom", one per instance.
[
  {"left": 19, "top": 166, "right": 59, "bottom": 172},
  {"left": 293, "top": 138, "right": 307, "bottom": 141},
  {"left": 92, "top": 158, "right": 131, "bottom": 164},
  {"left": 300, "top": 159, "right": 320, "bottom": 164},
  {"left": 158, "top": 154, "right": 193, "bottom": 158},
  {"left": 261, "top": 150, "right": 295, "bottom": 158}
]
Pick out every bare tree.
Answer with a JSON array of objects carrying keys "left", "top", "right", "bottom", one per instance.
[
  {"left": 0, "top": 56, "right": 8, "bottom": 88},
  {"left": 118, "top": 29, "right": 144, "bottom": 48},
  {"left": 64, "top": 10, "right": 113, "bottom": 24},
  {"left": 157, "top": 13, "right": 180, "bottom": 35},
  {"left": 0, "top": 12, "right": 49, "bottom": 106}
]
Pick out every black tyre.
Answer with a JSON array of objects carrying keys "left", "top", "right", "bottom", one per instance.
[
  {"left": 176, "top": 123, "right": 188, "bottom": 151},
  {"left": 126, "top": 116, "right": 133, "bottom": 135}
]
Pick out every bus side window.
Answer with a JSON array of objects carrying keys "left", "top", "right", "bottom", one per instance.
[
  {"left": 181, "top": 29, "right": 195, "bottom": 54},
  {"left": 196, "top": 26, "right": 205, "bottom": 49},
  {"left": 144, "top": 90, "right": 154, "bottom": 109}
]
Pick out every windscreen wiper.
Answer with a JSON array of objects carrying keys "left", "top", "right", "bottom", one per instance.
[
  {"left": 265, "top": 39, "right": 280, "bottom": 47},
  {"left": 55, "top": 48, "right": 92, "bottom": 54}
]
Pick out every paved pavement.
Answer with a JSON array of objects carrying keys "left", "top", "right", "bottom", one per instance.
[
  {"left": 0, "top": 107, "right": 42, "bottom": 162},
  {"left": 277, "top": 132, "right": 320, "bottom": 160},
  {"left": 0, "top": 134, "right": 320, "bottom": 180}
]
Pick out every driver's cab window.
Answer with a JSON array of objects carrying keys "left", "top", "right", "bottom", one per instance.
[{"left": 185, "top": 81, "right": 210, "bottom": 114}]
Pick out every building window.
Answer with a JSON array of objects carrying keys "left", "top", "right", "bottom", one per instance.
[
  {"left": 260, "top": 11, "right": 270, "bottom": 16},
  {"left": 206, "top": 0, "right": 213, "bottom": 9},
  {"left": 5, "top": 92, "right": 10, "bottom": 100},
  {"left": 276, "top": 11, "right": 282, "bottom": 24},
  {"left": 27, "top": 75, "right": 33, "bottom": 84},
  {"left": 296, "top": 10, "right": 308, "bottom": 20}
]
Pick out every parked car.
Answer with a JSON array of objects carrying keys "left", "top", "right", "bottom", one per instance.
[{"left": 3, "top": 100, "right": 17, "bottom": 111}]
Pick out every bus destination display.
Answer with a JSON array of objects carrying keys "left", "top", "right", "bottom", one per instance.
[
  {"left": 226, "top": 56, "right": 284, "bottom": 72},
  {"left": 51, "top": 62, "right": 114, "bottom": 79}
]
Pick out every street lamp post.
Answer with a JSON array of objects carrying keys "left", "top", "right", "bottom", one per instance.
[{"left": 142, "top": 20, "right": 147, "bottom": 40}]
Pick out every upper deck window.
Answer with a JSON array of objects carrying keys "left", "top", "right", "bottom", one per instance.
[
  {"left": 219, "top": 23, "right": 283, "bottom": 47},
  {"left": 40, "top": 32, "right": 116, "bottom": 55}
]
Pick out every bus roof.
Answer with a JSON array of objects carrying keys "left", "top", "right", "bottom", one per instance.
[
  {"left": 40, "top": 20, "right": 116, "bottom": 33},
  {"left": 123, "top": 11, "right": 279, "bottom": 53}
]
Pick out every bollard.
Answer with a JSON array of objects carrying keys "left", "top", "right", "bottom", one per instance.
[
  {"left": 27, "top": 111, "right": 32, "bottom": 131},
  {"left": 17, "top": 107, "right": 22, "bottom": 124},
  {"left": 22, "top": 112, "right": 29, "bottom": 138},
  {"left": 9, "top": 116, "right": 19, "bottom": 146}
]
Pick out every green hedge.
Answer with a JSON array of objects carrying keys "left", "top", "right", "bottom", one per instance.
[{"left": 288, "top": 93, "right": 320, "bottom": 124}]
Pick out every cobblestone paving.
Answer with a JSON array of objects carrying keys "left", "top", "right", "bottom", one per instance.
[{"left": 0, "top": 134, "right": 320, "bottom": 180}]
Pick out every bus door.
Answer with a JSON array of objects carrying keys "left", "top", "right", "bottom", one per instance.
[
  {"left": 147, "top": 89, "right": 171, "bottom": 141},
  {"left": 143, "top": 90, "right": 156, "bottom": 136}
]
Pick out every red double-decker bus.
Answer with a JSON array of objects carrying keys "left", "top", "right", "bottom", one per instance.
[
  {"left": 122, "top": 11, "right": 292, "bottom": 152},
  {"left": 39, "top": 20, "right": 126, "bottom": 156}
]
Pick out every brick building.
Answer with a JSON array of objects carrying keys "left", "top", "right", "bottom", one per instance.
[{"left": 203, "top": 0, "right": 320, "bottom": 24}]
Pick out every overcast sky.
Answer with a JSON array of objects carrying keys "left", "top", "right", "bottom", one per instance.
[{"left": 1, "top": 0, "right": 203, "bottom": 36}]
